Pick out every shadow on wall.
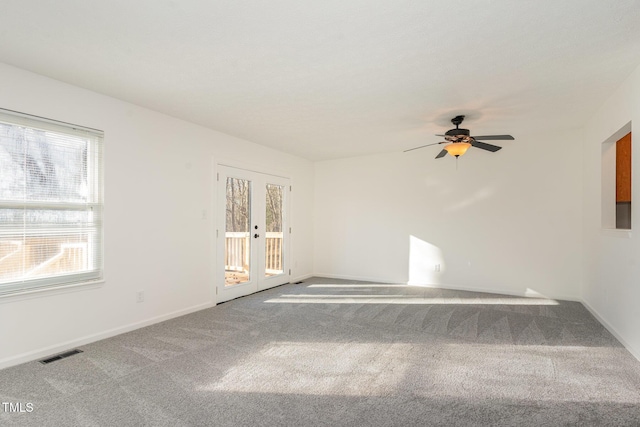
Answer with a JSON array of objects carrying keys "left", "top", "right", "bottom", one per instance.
[{"left": 408, "top": 235, "right": 444, "bottom": 286}]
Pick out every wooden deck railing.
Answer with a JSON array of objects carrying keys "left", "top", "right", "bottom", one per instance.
[
  {"left": 0, "top": 239, "right": 88, "bottom": 282},
  {"left": 265, "top": 232, "right": 283, "bottom": 274},
  {"left": 224, "top": 232, "right": 250, "bottom": 273},
  {"left": 27, "top": 243, "right": 87, "bottom": 277},
  {"left": 225, "top": 232, "right": 283, "bottom": 274}
]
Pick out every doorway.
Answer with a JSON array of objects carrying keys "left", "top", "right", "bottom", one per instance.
[{"left": 217, "top": 165, "right": 290, "bottom": 302}]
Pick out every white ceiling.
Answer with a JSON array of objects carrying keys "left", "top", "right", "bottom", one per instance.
[{"left": 1, "top": 1, "right": 640, "bottom": 160}]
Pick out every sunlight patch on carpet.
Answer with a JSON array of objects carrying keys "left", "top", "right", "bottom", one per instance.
[{"left": 199, "top": 341, "right": 413, "bottom": 396}]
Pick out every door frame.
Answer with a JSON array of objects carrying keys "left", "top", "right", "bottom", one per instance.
[{"left": 214, "top": 161, "right": 292, "bottom": 303}]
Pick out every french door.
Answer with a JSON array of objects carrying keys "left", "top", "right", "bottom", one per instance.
[{"left": 217, "top": 165, "right": 290, "bottom": 302}]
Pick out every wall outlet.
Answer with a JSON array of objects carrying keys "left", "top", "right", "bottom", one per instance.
[
  {"left": 136, "top": 291, "right": 144, "bottom": 303},
  {"left": 435, "top": 264, "right": 441, "bottom": 272}
]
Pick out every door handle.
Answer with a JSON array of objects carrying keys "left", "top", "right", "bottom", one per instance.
[{"left": 254, "top": 233, "right": 260, "bottom": 238}]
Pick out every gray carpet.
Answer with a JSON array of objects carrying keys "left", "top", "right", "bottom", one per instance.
[{"left": 1, "top": 277, "right": 640, "bottom": 426}]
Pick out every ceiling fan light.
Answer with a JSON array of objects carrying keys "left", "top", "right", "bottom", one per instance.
[{"left": 444, "top": 142, "right": 471, "bottom": 157}]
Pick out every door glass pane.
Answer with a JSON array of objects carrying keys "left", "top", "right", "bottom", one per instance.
[
  {"left": 225, "top": 177, "right": 251, "bottom": 286},
  {"left": 265, "top": 184, "right": 284, "bottom": 277}
]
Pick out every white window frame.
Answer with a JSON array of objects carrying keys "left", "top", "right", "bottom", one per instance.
[{"left": 0, "top": 109, "right": 104, "bottom": 297}]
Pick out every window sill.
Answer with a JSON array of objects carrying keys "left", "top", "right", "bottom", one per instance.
[
  {"left": 601, "top": 228, "right": 632, "bottom": 238},
  {"left": 0, "top": 279, "right": 105, "bottom": 304}
]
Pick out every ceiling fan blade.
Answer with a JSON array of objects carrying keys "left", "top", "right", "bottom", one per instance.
[
  {"left": 471, "top": 135, "right": 514, "bottom": 141},
  {"left": 403, "top": 141, "right": 445, "bottom": 153},
  {"left": 435, "top": 149, "right": 448, "bottom": 159},
  {"left": 471, "top": 140, "right": 502, "bottom": 152}
]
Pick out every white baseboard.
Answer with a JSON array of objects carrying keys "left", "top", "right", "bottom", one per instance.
[
  {"left": 312, "top": 272, "right": 398, "bottom": 284},
  {"left": 414, "top": 281, "right": 581, "bottom": 302},
  {"left": 580, "top": 299, "right": 640, "bottom": 363},
  {"left": 313, "top": 273, "right": 579, "bottom": 301},
  {"left": 0, "top": 301, "right": 215, "bottom": 370},
  {"left": 290, "top": 273, "right": 313, "bottom": 283}
]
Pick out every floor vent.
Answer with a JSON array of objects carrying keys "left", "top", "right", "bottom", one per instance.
[{"left": 39, "top": 349, "right": 83, "bottom": 365}]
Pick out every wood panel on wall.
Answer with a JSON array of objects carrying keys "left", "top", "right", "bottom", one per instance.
[{"left": 616, "top": 132, "right": 632, "bottom": 202}]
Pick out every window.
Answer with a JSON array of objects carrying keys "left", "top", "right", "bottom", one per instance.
[
  {"left": 0, "top": 109, "right": 103, "bottom": 296},
  {"left": 615, "top": 132, "right": 632, "bottom": 229},
  {"left": 601, "top": 122, "right": 632, "bottom": 230}
]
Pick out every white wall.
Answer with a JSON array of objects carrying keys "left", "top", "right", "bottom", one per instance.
[
  {"left": 0, "top": 63, "right": 315, "bottom": 368},
  {"left": 582, "top": 64, "right": 640, "bottom": 359},
  {"left": 314, "top": 128, "right": 583, "bottom": 300}
]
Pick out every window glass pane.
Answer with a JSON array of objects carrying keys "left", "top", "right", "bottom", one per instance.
[
  {"left": 0, "top": 208, "right": 94, "bottom": 227},
  {"left": 0, "top": 123, "right": 89, "bottom": 203},
  {"left": 0, "top": 233, "right": 95, "bottom": 284},
  {"left": 225, "top": 177, "right": 251, "bottom": 286},
  {"left": 265, "top": 184, "right": 284, "bottom": 277}
]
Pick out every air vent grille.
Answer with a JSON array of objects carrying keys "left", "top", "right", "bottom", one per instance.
[{"left": 39, "top": 349, "right": 83, "bottom": 364}]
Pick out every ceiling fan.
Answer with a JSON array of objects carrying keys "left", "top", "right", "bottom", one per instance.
[{"left": 405, "top": 115, "right": 514, "bottom": 158}]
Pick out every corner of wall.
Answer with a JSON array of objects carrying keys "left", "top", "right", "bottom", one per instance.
[{"left": 580, "top": 299, "right": 640, "bottom": 362}]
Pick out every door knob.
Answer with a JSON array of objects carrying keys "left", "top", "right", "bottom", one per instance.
[{"left": 254, "top": 233, "right": 259, "bottom": 238}]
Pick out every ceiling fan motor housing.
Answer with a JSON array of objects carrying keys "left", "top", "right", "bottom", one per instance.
[
  {"left": 445, "top": 128, "right": 470, "bottom": 137},
  {"left": 444, "top": 127, "right": 473, "bottom": 143}
]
